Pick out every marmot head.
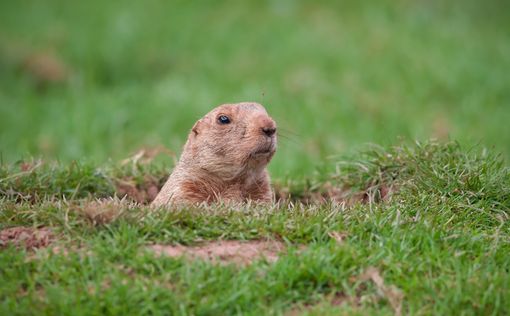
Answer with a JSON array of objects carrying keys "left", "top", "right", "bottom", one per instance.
[{"left": 181, "top": 102, "right": 277, "bottom": 179}]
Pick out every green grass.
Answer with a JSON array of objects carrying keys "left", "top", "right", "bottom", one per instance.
[
  {"left": 1, "top": 141, "right": 509, "bottom": 315},
  {"left": 1, "top": 1, "right": 510, "bottom": 314},
  {"left": 1, "top": 0, "right": 510, "bottom": 177}
]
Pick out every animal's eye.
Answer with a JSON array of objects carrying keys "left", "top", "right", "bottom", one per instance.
[{"left": 217, "top": 115, "right": 231, "bottom": 125}]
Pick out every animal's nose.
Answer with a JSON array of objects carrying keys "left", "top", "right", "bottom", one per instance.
[{"left": 262, "top": 127, "right": 276, "bottom": 137}]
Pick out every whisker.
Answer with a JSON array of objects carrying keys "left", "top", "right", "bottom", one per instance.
[
  {"left": 276, "top": 132, "right": 301, "bottom": 147},
  {"left": 278, "top": 127, "right": 301, "bottom": 138}
]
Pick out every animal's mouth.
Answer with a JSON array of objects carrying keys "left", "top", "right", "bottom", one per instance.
[{"left": 252, "top": 142, "right": 276, "bottom": 157}]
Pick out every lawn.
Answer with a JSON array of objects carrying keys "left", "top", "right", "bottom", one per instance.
[
  {"left": 1, "top": 141, "right": 509, "bottom": 315},
  {"left": 1, "top": 0, "right": 509, "bottom": 315},
  {"left": 1, "top": 0, "right": 509, "bottom": 177}
]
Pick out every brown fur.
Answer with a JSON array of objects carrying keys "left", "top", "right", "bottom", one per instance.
[{"left": 151, "top": 102, "right": 277, "bottom": 206}]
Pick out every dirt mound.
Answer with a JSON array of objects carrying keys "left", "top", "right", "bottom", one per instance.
[
  {"left": 0, "top": 227, "right": 54, "bottom": 250},
  {"left": 148, "top": 240, "right": 286, "bottom": 265},
  {"left": 115, "top": 176, "right": 161, "bottom": 204}
]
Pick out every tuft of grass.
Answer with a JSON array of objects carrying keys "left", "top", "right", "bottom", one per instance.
[
  {"left": 0, "top": 159, "right": 170, "bottom": 203},
  {"left": 333, "top": 140, "right": 509, "bottom": 200},
  {"left": 0, "top": 160, "right": 115, "bottom": 202},
  {"left": 332, "top": 140, "right": 510, "bottom": 229}
]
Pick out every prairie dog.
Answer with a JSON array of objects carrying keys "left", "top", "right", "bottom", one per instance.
[{"left": 151, "top": 102, "right": 277, "bottom": 206}]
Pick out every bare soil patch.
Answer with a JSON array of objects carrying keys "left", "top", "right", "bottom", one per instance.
[
  {"left": 0, "top": 226, "right": 54, "bottom": 250},
  {"left": 359, "top": 266, "right": 404, "bottom": 316},
  {"left": 274, "top": 182, "right": 394, "bottom": 206},
  {"left": 147, "top": 240, "right": 287, "bottom": 265},
  {"left": 115, "top": 176, "right": 161, "bottom": 204},
  {"left": 23, "top": 51, "right": 69, "bottom": 85},
  {"left": 79, "top": 198, "right": 138, "bottom": 225},
  {"left": 115, "top": 146, "right": 174, "bottom": 204}
]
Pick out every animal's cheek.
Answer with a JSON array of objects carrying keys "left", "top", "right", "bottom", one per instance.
[
  {"left": 213, "top": 146, "right": 227, "bottom": 157},
  {"left": 190, "top": 139, "right": 205, "bottom": 156},
  {"left": 235, "top": 141, "right": 251, "bottom": 151},
  {"left": 241, "top": 134, "right": 259, "bottom": 144}
]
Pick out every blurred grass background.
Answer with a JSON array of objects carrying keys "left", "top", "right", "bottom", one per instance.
[{"left": 1, "top": 0, "right": 509, "bottom": 178}]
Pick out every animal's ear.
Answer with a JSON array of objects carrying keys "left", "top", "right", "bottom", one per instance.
[{"left": 191, "top": 119, "right": 202, "bottom": 136}]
